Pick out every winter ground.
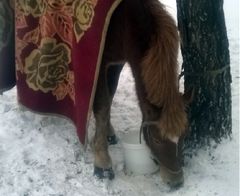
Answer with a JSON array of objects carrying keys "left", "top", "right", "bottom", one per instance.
[{"left": 0, "top": 1, "right": 239, "bottom": 196}]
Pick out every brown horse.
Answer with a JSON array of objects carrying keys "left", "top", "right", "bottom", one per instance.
[{"left": 92, "top": 0, "right": 188, "bottom": 188}]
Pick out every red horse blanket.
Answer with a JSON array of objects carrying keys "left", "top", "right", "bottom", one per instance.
[{"left": 0, "top": 0, "right": 122, "bottom": 145}]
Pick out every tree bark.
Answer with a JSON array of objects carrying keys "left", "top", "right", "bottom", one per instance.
[
  {"left": 176, "top": 0, "right": 232, "bottom": 149},
  {"left": 0, "top": 0, "right": 15, "bottom": 93}
]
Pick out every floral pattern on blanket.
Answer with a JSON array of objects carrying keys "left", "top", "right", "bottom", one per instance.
[{"left": 16, "top": 0, "right": 98, "bottom": 102}]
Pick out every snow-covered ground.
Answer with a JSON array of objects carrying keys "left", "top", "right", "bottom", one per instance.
[{"left": 0, "top": 1, "right": 239, "bottom": 196}]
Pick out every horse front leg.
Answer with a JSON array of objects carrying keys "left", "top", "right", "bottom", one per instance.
[
  {"left": 106, "top": 64, "right": 123, "bottom": 144},
  {"left": 92, "top": 71, "right": 113, "bottom": 179},
  {"left": 92, "top": 62, "right": 122, "bottom": 180}
]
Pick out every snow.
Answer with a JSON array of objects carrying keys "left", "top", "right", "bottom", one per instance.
[{"left": 0, "top": 1, "right": 239, "bottom": 195}]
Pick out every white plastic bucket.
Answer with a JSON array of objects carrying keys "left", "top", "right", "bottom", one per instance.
[{"left": 122, "top": 131, "right": 159, "bottom": 175}]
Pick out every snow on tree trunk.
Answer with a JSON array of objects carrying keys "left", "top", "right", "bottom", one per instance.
[{"left": 176, "top": 0, "right": 232, "bottom": 148}]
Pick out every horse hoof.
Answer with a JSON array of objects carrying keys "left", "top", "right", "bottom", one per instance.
[
  {"left": 94, "top": 166, "right": 115, "bottom": 180},
  {"left": 160, "top": 164, "right": 184, "bottom": 189},
  {"left": 107, "top": 135, "right": 118, "bottom": 145}
]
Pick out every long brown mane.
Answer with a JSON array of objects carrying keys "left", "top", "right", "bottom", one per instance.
[{"left": 140, "top": 0, "right": 187, "bottom": 139}]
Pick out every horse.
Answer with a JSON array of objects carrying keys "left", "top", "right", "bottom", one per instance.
[{"left": 92, "top": 0, "right": 188, "bottom": 188}]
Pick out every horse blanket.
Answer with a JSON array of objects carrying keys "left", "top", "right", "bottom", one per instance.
[{"left": 0, "top": 0, "right": 122, "bottom": 145}]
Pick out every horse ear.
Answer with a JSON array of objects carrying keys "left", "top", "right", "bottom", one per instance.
[{"left": 182, "top": 88, "right": 194, "bottom": 105}]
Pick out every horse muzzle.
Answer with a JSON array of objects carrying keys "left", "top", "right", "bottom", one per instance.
[{"left": 142, "top": 123, "right": 184, "bottom": 188}]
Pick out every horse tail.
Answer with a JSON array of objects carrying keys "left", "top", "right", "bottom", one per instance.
[{"left": 141, "top": 0, "right": 187, "bottom": 138}]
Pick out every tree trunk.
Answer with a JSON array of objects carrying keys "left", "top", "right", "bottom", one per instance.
[
  {"left": 0, "top": 0, "right": 15, "bottom": 93},
  {"left": 176, "top": 0, "right": 232, "bottom": 149}
]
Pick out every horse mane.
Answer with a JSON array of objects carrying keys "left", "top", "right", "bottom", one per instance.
[{"left": 140, "top": 0, "right": 187, "bottom": 138}]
